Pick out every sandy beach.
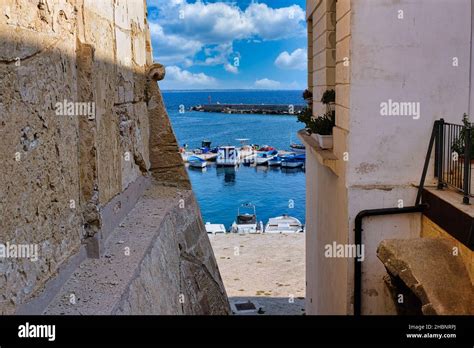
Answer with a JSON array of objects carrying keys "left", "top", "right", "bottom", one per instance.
[{"left": 209, "top": 233, "right": 305, "bottom": 315}]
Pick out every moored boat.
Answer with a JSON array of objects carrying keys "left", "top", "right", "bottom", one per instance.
[
  {"left": 264, "top": 215, "right": 304, "bottom": 233},
  {"left": 188, "top": 155, "right": 207, "bottom": 168},
  {"left": 255, "top": 146, "right": 278, "bottom": 165},
  {"left": 217, "top": 146, "right": 240, "bottom": 166},
  {"left": 290, "top": 143, "right": 306, "bottom": 154},
  {"left": 230, "top": 203, "right": 262, "bottom": 234},
  {"left": 268, "top": 156, "right": 282, "bottom": 166},
  {"left": 205, "top": 222, "right": 226, "bottom": 234},
  {"left": 281, "top": 153, "right": 305, "bottom": 168}
]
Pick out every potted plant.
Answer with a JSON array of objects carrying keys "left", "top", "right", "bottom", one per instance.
[
  {"left": 303, "top": 89, "right": 313, "bottom": 104},
  {"left": 452, "top": 113, "right": 474, "bottom": 162},
  {"left": 321, "top": 89, "right": 335, "bottom": 112},
  {"left": 297, "top": 106, "right": 313, "bottom": 135},
  {"left": 296, "top": 89, "right": 336, "bottom": 149},
  {"left": 309, "top": 110, "right": 335, "bottom": 149}
]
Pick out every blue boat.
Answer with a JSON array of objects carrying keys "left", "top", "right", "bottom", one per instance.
[
  {"left": 256, "top": 149, "right": 278, "bottom": 165},
  {"left": 188, "top": 156, "right": 207, "bottom": 169},
  {"left": 268, "top": 156, "right": 282, "bottom": 166},
  {"left": 281, "top": 154, "right": 305, "bottom": 168}
]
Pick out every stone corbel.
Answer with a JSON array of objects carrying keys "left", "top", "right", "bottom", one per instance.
[{"left": 148, "top": 63, "right": 165, "bottom": 81}]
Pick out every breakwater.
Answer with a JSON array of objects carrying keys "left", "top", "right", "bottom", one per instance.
[{"left": 191, "top": 104, "right": 305, "bottom": 115}]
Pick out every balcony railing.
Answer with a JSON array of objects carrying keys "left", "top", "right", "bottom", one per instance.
[{"left": 434, "top": 118, "right": 472, "bottom": 204}]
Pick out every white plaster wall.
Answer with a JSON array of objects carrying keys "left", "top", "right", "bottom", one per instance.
[
  {"left": 347, "top": 0, "right": 472, "bottom": 314},
  {"left": 348, "top": 0, "right": 471, "bottom": 186}
]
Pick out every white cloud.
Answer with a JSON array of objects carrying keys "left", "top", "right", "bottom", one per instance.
[
  {"left": 162, "top": 66, "right": 217, "bottom": 89},
  {"left": 149, "top": 23, "right": 202, "bottom": 65},
  {"left": 275, "top": 48, "right": 307, "bottom": 70},
  {"left": 224, "top": 63, "right": 238, "bottom": 74},
  {"left": 244, "top": 3, "right": 306, "bottom": 40},
  {"left": 253, "top": 78, "right": 301, "bottom": 90},
  {"left": 147, "top": 0, "right": 306, "bottom": 68},
  {"left": 254, "top": 78, "right": 282, "bottom": 89}
]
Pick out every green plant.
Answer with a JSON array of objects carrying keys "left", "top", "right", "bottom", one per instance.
[
  {"left": 452, "top": 113, "right": 474, "bottom": 159},
  {"left": 308, "top": 110, "right": 335, "bottom": 135},
  {"left": 297, "top": 106, "right": 313, "bottom": 128},
  {"left": 302, "top": 89, "right": 313, "bottom": 104},
  {"left": 298, "top": 89, "right": 336, "bottom": 135},
  {"left": 321, "top": 89, "right": 335, "bottom": 105}
]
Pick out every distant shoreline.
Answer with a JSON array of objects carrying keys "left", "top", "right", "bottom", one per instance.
[
  {"left": 191, "top": 103, "right": 305, "bottom": 116},
  {"left": 161, "top": 89, "right": 305, "bottom": 93}
]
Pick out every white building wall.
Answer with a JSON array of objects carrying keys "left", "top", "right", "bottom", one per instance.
[{"left": 347, "top": 0, "right": 472, "bottom": 314}]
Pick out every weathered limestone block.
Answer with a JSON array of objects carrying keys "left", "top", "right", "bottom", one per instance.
[
  {"left": 147, "top": 63, "right": 190, "bottom": 189},
  {"left": 377, "top": 238, "right": 474, "bottom": 315}
]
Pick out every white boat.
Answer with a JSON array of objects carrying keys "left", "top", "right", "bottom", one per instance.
[
  {"left": 188, "top": 155, "right": 207, "bottom": 168},
  {"left": 290, "top": 143, "right": 306, "bottom": 154},
  {"left": 255, "top": 147, "right": 278, "bottom": 165},
  {"left": 230, "top": 203, "right": 262, "bottom": 234},
  {"left": 217, "top": 146, "right": 240, "bottom": 166},
  {"left": 281, "top": 161, "right": 304, "bottom": 168},
  {"left": 268, "top": 156, "right": 282, "bottom": 166},
  {"left": 239, "top": 144, "right": 256, "bottom": 165},
  {"left": 205, "top": 222, "right": 226, "bottom": 234},
  {"left": 264, "top": 215, "right": 304, "bottom": 234}
]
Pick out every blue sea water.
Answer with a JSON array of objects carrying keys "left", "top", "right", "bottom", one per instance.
[{"left": 162, "top": 90, "right": 306, "bottom": 229}]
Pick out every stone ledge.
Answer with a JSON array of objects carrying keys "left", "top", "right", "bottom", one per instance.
[
  {"left": 43, "top": 182, "right": 230, "bottom": 315},
  {"left": 85, "top": 175, "right": 152, "bottom": 258},
  {"left": 297, "top": 129, "right": 339, "bottom": 176},
  {"left": 377, "top": 238, "right": 474, "bottom": 315},
  {"left": 422, "top": 188, "right": 474, "bottom": 250}
]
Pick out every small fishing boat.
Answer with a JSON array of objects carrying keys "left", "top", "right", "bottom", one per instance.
[
  {"left": 230, "top": 203, "right": 262, "bottom": 234},
  {"left": 281, "top": 154, "right": 305, "bottom": 168},
  {"left": 188, "top": 155, "right": 207, "bottom": 168},
  {"left": 217, "top": 146, "right": 240, "bottom": 166},
  {"left": 290, "top": 143, "right": 306, "bottom": 154},
  {"left": 205, "top": 222, "right": 226, "bottom": 234},
  {"left": 268, "top": 156, "right": 282, "bottom": 166},
  {"left": 255, "top": 146, "right": 278, "bottom": 165},
  {"left": 239, "top": 141, "right": 256, "bottom": 165},
  {"left": 264, "top": 215, "right": 304, "bottom": 234}
]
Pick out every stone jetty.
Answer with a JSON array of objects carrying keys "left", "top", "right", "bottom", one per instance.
[{"left": 191, "top": 104, "right": 305, "bottom": 115}]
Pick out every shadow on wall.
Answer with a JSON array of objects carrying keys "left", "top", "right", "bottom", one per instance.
[{"left": 0, "top": 6, "right": 228, "bottom": 315}]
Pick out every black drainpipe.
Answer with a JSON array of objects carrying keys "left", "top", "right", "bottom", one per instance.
[
  {"left": 353, "top": 122, "right": 437, "bottom": 315},
  {"left": 353, "top": 204, "right": 428, "bottom": 316}
]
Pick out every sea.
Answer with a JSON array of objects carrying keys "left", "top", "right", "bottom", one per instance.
[{"left": 162, "top": 90, "right": 306, "bottom": 230}]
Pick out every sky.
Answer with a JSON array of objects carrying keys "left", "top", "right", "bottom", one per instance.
[{"left": 146, "top": 0, "right": 308, "bottom": 90}]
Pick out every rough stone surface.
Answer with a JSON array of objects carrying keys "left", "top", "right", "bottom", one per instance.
[
  {"left": 147, "top": 65, "right": 190, "bottom": 189},
  {"left": 377, "top": 238, "right": 474, "bottom": 315},
  {"left": 44, "top": 184, "right": 229, "bottom": 315},
  {"left": 0, "top": 0, "right": 228, "bottom": 314}
]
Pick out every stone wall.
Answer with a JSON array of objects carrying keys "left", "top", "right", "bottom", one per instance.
[{"left": 0, "top": 0, "right": 228, "bottom": 314}]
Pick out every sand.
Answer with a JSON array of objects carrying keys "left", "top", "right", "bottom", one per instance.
[{"left": 209, "top": 233, "right": 305, "bottom": 315}]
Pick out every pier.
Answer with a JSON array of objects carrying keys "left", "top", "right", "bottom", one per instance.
[{"left": 190, "top": 104, "right": 305, "bottom": 115}]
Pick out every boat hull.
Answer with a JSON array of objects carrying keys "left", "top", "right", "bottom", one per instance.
[
  {"left": 264, "top": 215, "right": 304, "bottom": 234},
  {"left": 189, "top": 162, "right": 207, "bottom": 168},
  {"left": 281, "top": 161, "right": 304, "bottom": 168}
]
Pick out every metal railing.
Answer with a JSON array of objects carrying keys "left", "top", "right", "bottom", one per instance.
[{"left": 434, "top": 118, "right": 472, "bottom": 204}]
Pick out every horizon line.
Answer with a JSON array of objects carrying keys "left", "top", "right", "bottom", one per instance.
[{"left": 161, "top": 88, "right": 306, "bottom": 92}]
